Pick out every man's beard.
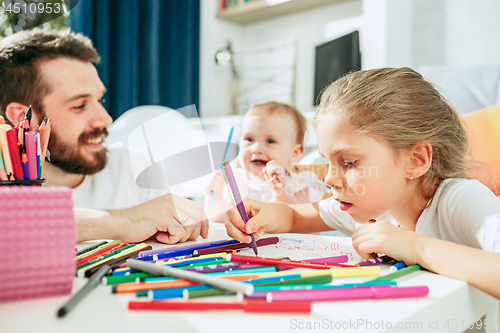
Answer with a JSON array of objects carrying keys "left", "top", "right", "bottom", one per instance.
[{"left": 48, "top": 128, "right": 109, "bottom": 175}]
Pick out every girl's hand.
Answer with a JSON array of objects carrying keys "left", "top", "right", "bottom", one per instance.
[
  {"left": 263, "top": 160, "right": 286, "bottom": 191},
  {"left": 224, "top": 198, "right": 276, "bottom": 243},
  {"left": 351, "top": 221, "right": 421, "bottom": 265},
  {"left": 205, "top": 170, "right": 225, "bottom": 198}
]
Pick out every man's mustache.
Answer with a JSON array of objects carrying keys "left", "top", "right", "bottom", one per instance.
[{"left": 79, "top": 128, "right": 109, "bottom": 144}]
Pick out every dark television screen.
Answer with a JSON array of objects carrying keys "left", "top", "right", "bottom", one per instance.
[{"left": 314, "top": 31, "right": 361, "bottom": 105}]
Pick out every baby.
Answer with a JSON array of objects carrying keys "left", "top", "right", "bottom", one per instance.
[{"left": 205, "top": 102, "right": 327, "bottom": 222}]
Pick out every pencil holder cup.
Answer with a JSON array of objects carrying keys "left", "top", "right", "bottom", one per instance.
[
  {"left": 0, "top": 186, "right": 75, "bottom": 302},
  {"left": 0, "top": 179, "right": 45, "bottom": 186}
]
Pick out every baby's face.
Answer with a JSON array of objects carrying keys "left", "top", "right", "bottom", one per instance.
[{"left": 239, "top": 113, "right": 302, "bottom": 180}]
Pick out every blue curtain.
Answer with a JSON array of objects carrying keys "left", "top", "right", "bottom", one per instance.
[{"left": 69, "top": 0, "right": 200, "bottom": 119}]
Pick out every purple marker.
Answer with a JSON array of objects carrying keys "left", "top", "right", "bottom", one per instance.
[
  {"left": 223, "top": 161, "right": 258, "bottom": 255},
  {"left": 138, "top": 239, "right": 240, "bottom": 258},
  {"left": 358, "top": 256, "right": 396, "bottom": 266},
  {"left": 306, "top": 255, "right": 349, "bottom": 264}
]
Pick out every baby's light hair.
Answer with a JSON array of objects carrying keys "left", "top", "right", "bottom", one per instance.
[
  {"left": 315, "top": 67, "right": 492, "bottom": 201},
  {"left": 246, "top": 102, "right": 306, "bottom": 145}
]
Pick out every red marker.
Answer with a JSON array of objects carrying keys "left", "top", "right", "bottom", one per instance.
[
  {"left": 128, "top": 300, "right": 311, "bottom": 313},
  {"left": 6, "top": 128, "right": 24, "bottom": 180},
  {"left": 76, "top": 243, "right": 125, "bottom": 266}
]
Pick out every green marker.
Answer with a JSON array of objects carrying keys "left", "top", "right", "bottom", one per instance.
[
  {"left": 253, "top": 280, "right": 397, "bottom": 292},
  {"left": 184, "top": 287, "right": 228, "bottom": 299},
  {"left": 104, "top": 272, "right": 158, "bottom": 285},
  {"left": 254, "top": 274, "right": 333, "bottom": 286},
  {"left": 374, "top": 264, "right": 422, "bottom": 280}
]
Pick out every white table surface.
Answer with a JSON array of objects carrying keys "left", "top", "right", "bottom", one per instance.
[{"left": 1, "top": 224, "right": 498, "bottom": 333}]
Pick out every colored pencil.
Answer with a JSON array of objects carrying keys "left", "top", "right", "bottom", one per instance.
[
  {"left": 84, "top": 246, "right": 153, "bottom": 277},
  {"left": 76, "top": 241, "right": 109, "bottom": 257},
  {"left": 127, "top": 259, "right": 254, "bottom": 296},
  {"left": 0, "top": 124, "right": 14, "bottom": 179},
  {"left": 210, "top": 126, "right": 234, "bottom": 200},
  {"left": 77, "top": 244, "right": 151, "bottom": 277},
  {"left": 75, "top": 243, "right": 124, "bottom": 266}
]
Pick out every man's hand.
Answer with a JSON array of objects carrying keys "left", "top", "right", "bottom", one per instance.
[{"left": 75, "top": 193, "right": 209, "bottom": 244}]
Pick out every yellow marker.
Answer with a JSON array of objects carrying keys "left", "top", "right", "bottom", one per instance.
[{"left": 330, "top": 266, "right": 381, "bottom": 278}]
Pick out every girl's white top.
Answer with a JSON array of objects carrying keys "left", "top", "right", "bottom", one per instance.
[{"left": 319, "top": 178, "right": 500, "bottom": 252}]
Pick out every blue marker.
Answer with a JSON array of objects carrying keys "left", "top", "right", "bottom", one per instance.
[
  {"left": 210, "top": 126, "right": 234, "bottom": 200},
  {"left": 389, "top": 261, "right": 407, "bottom": 273},
  {"left": 36, "top": 134, "right": 41, "bottom": 179}
]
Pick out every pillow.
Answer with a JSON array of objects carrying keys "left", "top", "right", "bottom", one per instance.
[{"left": 461, "top": 105, "right": 500, "bottom": 194}]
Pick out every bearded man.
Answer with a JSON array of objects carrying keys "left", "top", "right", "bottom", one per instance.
[{"left": 0, "top": 29, "right": 208, "bottom": 244}]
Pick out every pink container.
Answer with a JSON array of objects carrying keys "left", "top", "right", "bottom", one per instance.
[{"left": 0, "top": 186, "right": 75, "bottom": 302}]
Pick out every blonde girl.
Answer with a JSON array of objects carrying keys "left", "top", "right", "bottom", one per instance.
[{"left": 224, "top": 67, "right": 500, "bottom": 299}]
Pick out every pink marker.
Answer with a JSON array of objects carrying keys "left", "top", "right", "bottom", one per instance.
[
  {"left": 25, "top": 131, "right": 37, "bottom": 180},
  {"left": 266, "top": 285, "right": 429, "bottom": 302},
  {"left": 306, "top": 255, "right": 349, "bottom": 264}
]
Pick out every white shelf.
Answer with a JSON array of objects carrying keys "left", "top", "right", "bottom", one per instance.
[{"left": 217, "top": 0, "right": 351, "bottom": 25}]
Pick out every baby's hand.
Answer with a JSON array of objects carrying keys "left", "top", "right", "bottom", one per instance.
[
  {"left": 263, "top": 160, "right": 286, "bottom": 190},
  {"left": 205, "top": 170, "right": 225, "bottom": 198}
]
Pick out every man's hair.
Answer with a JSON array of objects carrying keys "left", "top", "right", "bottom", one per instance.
[
  {"left": 246, "top": 102, "right": 306, "bottom": 145},
  {"left": 0, "top": 29, "right": 100, "bottom": 125}
]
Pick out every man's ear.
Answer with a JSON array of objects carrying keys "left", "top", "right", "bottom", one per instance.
[
  {"left": 290, "top": 144, "right": 305, "bottom": 163},
  {"left": 5, "top": 102, "right": 29, "bottom": 126},
  {"left": 405, "top": 142, "right": 433, "bottom": 181}
]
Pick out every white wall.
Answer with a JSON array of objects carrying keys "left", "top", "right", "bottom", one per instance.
[
  {"left": 443, "top": 0, "right": 500, "bottom": 66},
  {"left": 200, "top": 0, "right": 362, "bottom": 117},
  {"left": 200, "top": 0, "right": 500, "bottom": 117},
  {"left": 199, "top": 0, "right": 244, "bottom": 118}
]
